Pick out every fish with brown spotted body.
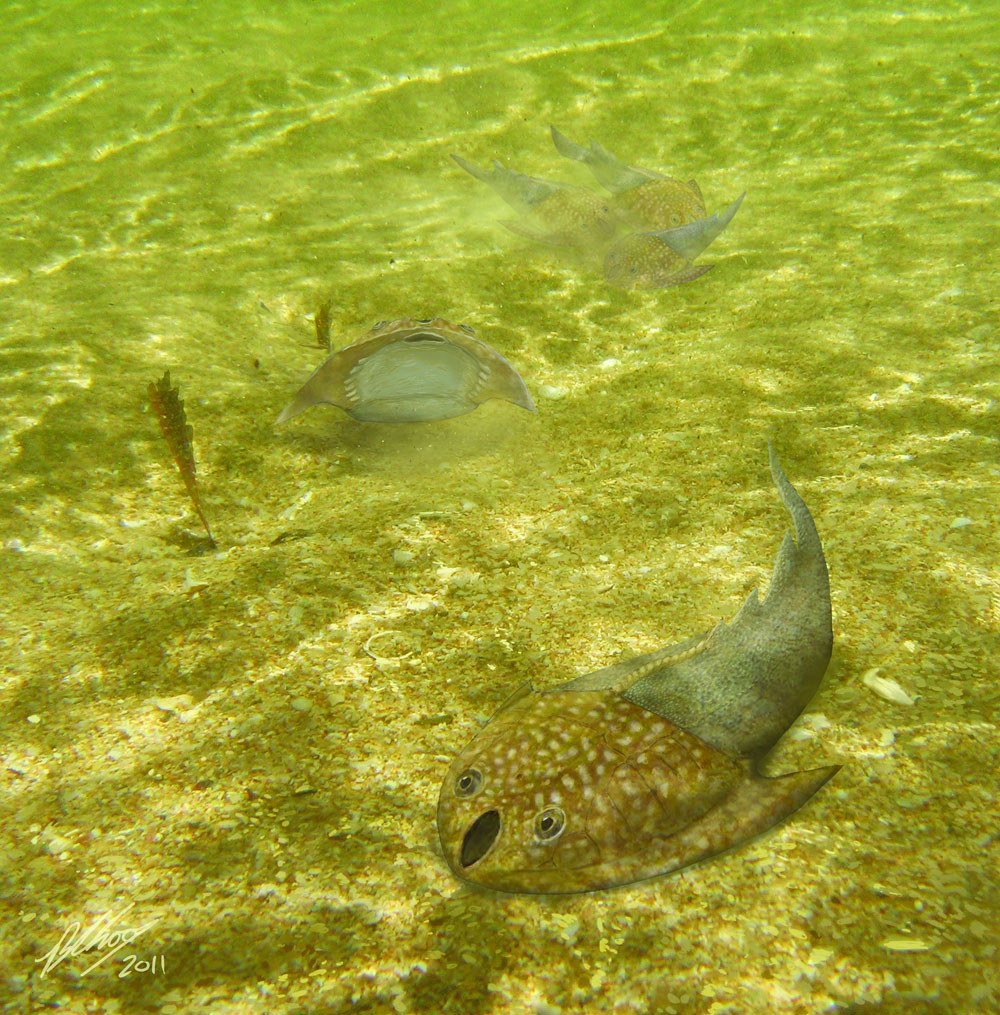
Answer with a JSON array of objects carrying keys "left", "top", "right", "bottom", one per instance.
[
  {"left": 603, "top": 192, "right": 746, "bottom": 289},
  {"left": 437, "top": 445, "right": 838, "bottom": 893},
  {"left": 603, "top": 233, "right": 712, "bottom": 289},
  {"left": 550, "top": 124, "right": 706, "bottom": 229},
  {"left": 550, "top": 126, "right": 745, "bottom": 288},
  {"left": 610, "top": 176, "right": 707, "bottom": 232}
]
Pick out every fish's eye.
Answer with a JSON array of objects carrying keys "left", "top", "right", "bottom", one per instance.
[
  {"left": 533, "top": 806, "right": 566, "bottom": 841},
  {"left": 455, "top": 769, "right": 483, "bottom": 798}
]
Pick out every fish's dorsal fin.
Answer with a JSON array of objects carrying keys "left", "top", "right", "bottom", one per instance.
[
  {"left": 731, "top": 586, "right": 762, "bottom": 624},
  {"left": 623, "top": 445, "right": 832, "bottom": 759},
  {"left": 609, "top": 625, "right": 718, "bottom": 694}
]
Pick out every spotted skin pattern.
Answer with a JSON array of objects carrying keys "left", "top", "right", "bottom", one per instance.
[
  {"left": 438, "top": 690, "right": 742, "bottom": 892},
  {"left": 502, "top": 187, "right": 616, "bottom": 248},
  {"left": 437, "top": 447, "right": 839, "bottom": 894},
  {"left": 437, "top": 684, "right": 834, "bottom": 894},
  {"left": 603, "top": 233, "right": 713, "bottom": 289},
  {"left": 610, "top": 177, "right": 706, "bottom": 232}
]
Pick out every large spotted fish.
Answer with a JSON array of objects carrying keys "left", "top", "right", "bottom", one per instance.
[
  {"left": 437, "top": 445, "right": 838, "bottom": 893},
  {"left": 550, "top": 125, "right": 744, "bottom": 287}
]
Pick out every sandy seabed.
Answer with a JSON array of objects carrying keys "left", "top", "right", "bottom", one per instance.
[{"left": 1, "top": 1, "right": 998, "bottom": 1013}]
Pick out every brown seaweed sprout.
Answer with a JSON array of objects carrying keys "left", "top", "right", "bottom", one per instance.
[
  {"left": 148, "top": 371, "right": 215, "bottom": 547},
  {"left": 314, "top": 296, "right": 334, "bottom": 353}
]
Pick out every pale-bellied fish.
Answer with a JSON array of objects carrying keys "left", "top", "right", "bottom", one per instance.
[
  {"left": 437, "top": 445, "right": 838, "bottom": 893},
  {"left": 451, "top": 154, "right": 616, "bottom": 249},
  {"left": 276, "top": 318, "right": 535, "bottom": 424}
]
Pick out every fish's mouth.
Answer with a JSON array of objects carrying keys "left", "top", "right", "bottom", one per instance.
[{"left": 460, "top": 810, "right": 501, "bottom": 868}]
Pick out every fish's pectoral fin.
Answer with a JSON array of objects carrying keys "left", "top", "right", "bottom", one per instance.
[
  {"left": 652, "top": 191, "right": 745, "bottom": 260},
  {"left": 743, "top": 764, "right": 842, "bottom": 836},
  {"left": 661, "top": 763, "right": 841, "bottom": 876},
  {"left": 645, "top": 263, "right": 714, "bottom": 289}
]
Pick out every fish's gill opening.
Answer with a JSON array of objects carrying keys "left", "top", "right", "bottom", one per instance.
[{"left": 460, "top": 810, "right": 500, "bottom": 867}]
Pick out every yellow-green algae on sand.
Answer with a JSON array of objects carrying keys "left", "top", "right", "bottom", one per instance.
[{"left": 1, "top": 1, "right": 998, "bottom": 1014}]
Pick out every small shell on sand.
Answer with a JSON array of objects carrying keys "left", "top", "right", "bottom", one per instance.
[{"left": 862, "top": 669, "right": 916, "bottom": 706}]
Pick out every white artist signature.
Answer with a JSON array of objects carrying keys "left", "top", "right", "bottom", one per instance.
[{"left": 35, "top": 902, "right": 161, "bottom": 978}]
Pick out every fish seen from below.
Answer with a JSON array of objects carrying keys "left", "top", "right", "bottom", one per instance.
[
  {"left": 437, "top": 445, "right": 838, "bottom": 893},
  {"left": 276, "top": 317, "right": 534, "bottom": 425}
]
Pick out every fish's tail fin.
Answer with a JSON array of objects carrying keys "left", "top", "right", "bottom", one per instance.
[
  {"left": 452, "top": 153, "right": 561, "bottom": 211},
  {"left": 549, "top": 125, "right": 656, "bottom": 194},
  {"left": 623, "top": 445, "right": 833, "bottom": 760},
  {"left": 650, "top": 192, "right": 745, "bottom": 261},
  {"left": 763, "top": 441, "right": 830, "bottom": 611}
]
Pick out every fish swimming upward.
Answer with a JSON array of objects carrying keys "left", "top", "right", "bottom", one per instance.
[
  {"left": 275, "top": 318, "right": 534, "bottom": 424},
  {"left": 437, "top": 445, "right": 838, "bottom": 894}
]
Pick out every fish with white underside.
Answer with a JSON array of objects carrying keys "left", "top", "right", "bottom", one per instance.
[
  {"left": 437, "top": 444, "right": 838, "bottom": 894},
  {"left": 275, "top": 317, "right": 535, "bottom": 425}
]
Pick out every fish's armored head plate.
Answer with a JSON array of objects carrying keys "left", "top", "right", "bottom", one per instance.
[
  {"left": 276, "top": 318, "right": 535, "bottom": 424},
  {"left": 436, "top": 685, "right": 754, "bottom": 894}
]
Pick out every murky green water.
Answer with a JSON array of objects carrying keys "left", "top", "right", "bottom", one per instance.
[{"left": 2, "top": 1, "right": 998, "bottom": 1013}]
